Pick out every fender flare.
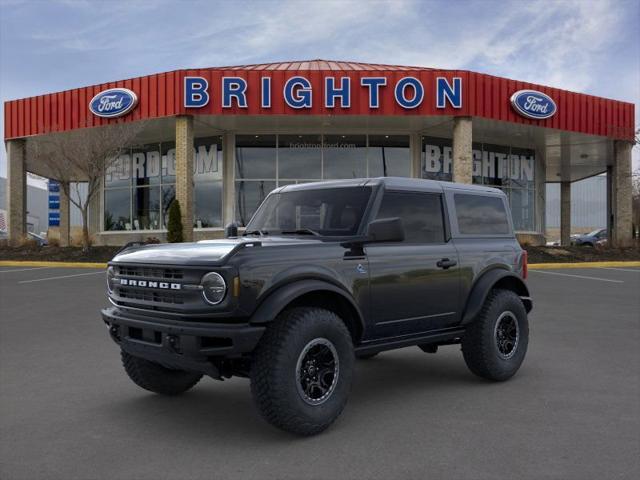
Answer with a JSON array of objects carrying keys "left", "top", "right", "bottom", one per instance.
[
  {"left": 249, "top": 279, "right": 365, "bottom": 335},
  {"left": 461, "top": 268, "right": 532, "bottom": 325}
]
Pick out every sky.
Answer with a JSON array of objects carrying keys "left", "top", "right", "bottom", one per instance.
[{"left": 1, "top": 0, "right": 639, "bottom": 183}]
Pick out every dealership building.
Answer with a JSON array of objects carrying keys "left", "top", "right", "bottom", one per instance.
[{"left": 3, "top": 60, "right": 636, "bottom": 246}]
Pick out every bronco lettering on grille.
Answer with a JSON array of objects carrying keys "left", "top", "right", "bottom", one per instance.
[{"left": 119, "top": 279, "right": 181, "bottom": 290}]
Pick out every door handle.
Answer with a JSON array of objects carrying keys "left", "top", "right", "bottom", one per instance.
[{"left": 437, "top": 258, "right": 457, "bottom": 269}]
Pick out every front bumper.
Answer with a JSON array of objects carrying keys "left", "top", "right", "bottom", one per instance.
[{"left": 101, "top": 306, "right": 265, "bottom": 377}]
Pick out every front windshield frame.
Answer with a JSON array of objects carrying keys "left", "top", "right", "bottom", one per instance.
[{"left": 245, "top": 186, "right": 375, "bottom": 238}]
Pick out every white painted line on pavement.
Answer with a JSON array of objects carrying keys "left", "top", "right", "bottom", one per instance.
[
  {"left": 598, "top": 267, "right": 640, "bottom": 273},
  {"left": 0, "top": 267, "right": 53, "bottom": 274},
  {"left": 530, "top": 270, "right": 624, "bottom": 283},
  {"left": 18, "top": 271, "right": 104, "bottom": 284}
]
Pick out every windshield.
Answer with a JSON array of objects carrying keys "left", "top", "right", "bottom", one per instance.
[
  {"left": 587, "top": 229, "right": 604, "bottom": 237},
  {"left": 246, "top": 186, "right": 372, "bottom": 237}
]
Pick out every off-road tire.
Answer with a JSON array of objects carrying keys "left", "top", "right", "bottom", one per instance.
[
  {"left": 250, "top": 307, "right": 354, "bottom": 436},
  {"left": 462, "top": 289, "right": 529, "bottom": 381},
  {"left": 121, "top": 350, "right": 202, "bottom": 395}
]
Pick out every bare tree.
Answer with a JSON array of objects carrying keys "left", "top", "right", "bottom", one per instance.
[{"left": 27, "top": 121, "right": 143, "bottom": 250}]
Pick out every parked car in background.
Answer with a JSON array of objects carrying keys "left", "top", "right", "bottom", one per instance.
[
  {"left": 571, "top": 229, "right": 607, "bottom": 247},
  {"left": 27, "top": 231, "right": 48, "bottom": 246}
]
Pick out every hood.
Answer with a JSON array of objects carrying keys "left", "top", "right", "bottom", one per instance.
[{"left": 110, "top": 236, "right": 325, "bottom": 266}]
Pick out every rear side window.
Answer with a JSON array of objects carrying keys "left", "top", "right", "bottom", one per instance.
[
  {"left": 375, "top": 191, "right": 445, "bottom": 243},
  {"left": 454, "top": 194, "right": 511, "bottom": 235}
]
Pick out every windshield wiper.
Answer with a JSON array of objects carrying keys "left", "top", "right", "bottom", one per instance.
[
  {"left": 280, "top": 228, "right": 320, "bottom": 236},
  {"left": 243, "top": 229, "right": 269, "bottom": 236}
]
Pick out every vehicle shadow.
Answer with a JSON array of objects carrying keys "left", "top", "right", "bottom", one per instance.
[{"left": 102, "top": 349, "right": 490, "bottom": 443}]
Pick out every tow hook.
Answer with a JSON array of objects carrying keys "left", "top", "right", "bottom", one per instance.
[
  {"left": 166, "top": 334, "right": 181, "bottom": 353},
  {"left": 109, "top": 325, "right": 121, "bottom": 342}
]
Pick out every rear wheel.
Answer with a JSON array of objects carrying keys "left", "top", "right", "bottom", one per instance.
[
  {"left": 461, "top": 289, "right": 529, "bottom": 381},
  {"left": 121, "top": 351, "right": 202, "bottom": 395},
  {"left": 250, "top": 307, "right": 354, "bottom": 436}
]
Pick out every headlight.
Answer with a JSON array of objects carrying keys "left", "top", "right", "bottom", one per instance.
[
  {"left": 201, "top": 272, "right": 227, "bottom": 305},
  {"left": 106, "top": 266, "right": 115, "bottom": 293}
]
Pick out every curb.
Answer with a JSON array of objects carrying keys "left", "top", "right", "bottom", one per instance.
[
  {"left": 529, "top": 261, "right": 640, "bottom": 269},
  {"left": 0, "top": 260, "right": 107, "bottom": 269}
]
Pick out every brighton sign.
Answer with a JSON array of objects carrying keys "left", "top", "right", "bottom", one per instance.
[
  {"left": 183, "top": 75, "right": 464, "bottom": 110},
  {"left": 510, "top": 89, "right": 557, "bottom": 120},
  {"left": 89, "top": 88, "right": 138, "bottom": 118}
]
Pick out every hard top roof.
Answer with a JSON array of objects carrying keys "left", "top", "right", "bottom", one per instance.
[{"left": 277, "top": 177, "right": 505, "bottom": 195}]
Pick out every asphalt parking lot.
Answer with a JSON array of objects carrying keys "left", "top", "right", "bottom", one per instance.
[{"left": 1, "top": 265, "right": 638, "bottom": 480}]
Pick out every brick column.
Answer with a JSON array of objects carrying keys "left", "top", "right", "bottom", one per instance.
[
  {"left": 610, "top": 141, "right": 633, "bottom": 247},
  {"left": 452, "top": 116, "right": 473, "bottom": 184},
  {"left": 59, "top": 181, "right": 71, "bottom": 247},
  {"left": 560, "top": 181, "right": 571, "bottom": 246},
  {"left": 6, "top": 139, "right": 27, "bottom": 245},
  {"left": 175, "top": 115, "right": 194, "bottom": 242}
]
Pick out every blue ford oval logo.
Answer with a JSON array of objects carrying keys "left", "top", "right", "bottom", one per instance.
[
  {"left": 89, "top": 88, "right": 138, "bottom": 118},
  {"left": 510, "top": 89, "right": 556, "bottom": 120}
]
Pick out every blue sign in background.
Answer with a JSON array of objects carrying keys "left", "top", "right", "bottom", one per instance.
[
  {"left": 48, "top": 212, "right": 60, "bottom": 227},
  {"left": 48, "top": 181, "right": 61, "bottom": 227}
]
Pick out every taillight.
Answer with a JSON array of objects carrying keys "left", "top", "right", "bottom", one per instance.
[{"left": 521, "top": 250, "right": 528, "bottom": 280}]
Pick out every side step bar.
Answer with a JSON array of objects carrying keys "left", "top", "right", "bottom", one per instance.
[{"left": 354, "top": 327, "right": 465, "bottom": 356}]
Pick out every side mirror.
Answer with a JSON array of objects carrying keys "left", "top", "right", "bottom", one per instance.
[
  {"left": 225, "top": 222, "right": 239, "bottom": 238},
  {"left": 366, "top": 217, "right": 404, "bottom": 243}
]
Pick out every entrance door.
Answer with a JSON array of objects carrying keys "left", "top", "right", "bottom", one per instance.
[{"left": 365, "top": 190, "right": 461, "bottom": 338}]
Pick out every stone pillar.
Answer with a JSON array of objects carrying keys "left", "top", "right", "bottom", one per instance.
[
  {"left": 222, "top": 133, "right": 236, "bottom": 226},
  {"left": 560, "top": 181, "right": 571, "bottom": 246},
  {"left": 452, "top": 116, "right": 473, "bottom": 184},
  {"left": 6, "top": 139, "right": 27, "bottom": 245},
  {"left": 610, "top": 141, "right": 633, "bottom": 247},
  {"left": 59, "top": 181, "right": 71, "bottom": 247},
  {"left": 175, "top": 115, "right": 194, "bottom": 242}
]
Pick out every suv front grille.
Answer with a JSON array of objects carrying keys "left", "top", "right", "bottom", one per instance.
[
  {"left": 116, "top": 266, "right": 184, "bottom": 280},
  {"left": 118, "top": 287, "right": 184, "bottom": 305}
]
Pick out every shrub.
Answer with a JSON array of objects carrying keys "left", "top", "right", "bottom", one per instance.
[{"left": 166, "top": 200, "right": 183, "bottom": 243}]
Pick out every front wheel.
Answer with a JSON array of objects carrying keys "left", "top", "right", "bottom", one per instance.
[
  {"left": 121, "top": 351, "right": 202, "bottom": 395},
  {"left": 461, "top": 289, "right": 529, "bottom": 381},
  {"left": 250, "top": 307, "right": 354, "bottom": 435}
]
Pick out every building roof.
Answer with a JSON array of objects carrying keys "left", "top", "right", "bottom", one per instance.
[{"left": 213, "top": 59, "right": 435, "bottom": 71}]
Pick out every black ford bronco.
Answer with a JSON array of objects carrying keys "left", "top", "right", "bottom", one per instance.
[{"left": 102, "top": 177, "right": 532, "bottom": 435}]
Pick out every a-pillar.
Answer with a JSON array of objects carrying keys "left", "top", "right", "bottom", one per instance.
[
  {"left": 59, "top": 181, "right": 71, "bottom": 247},
  {"left": 560, "top": 181, "right": 571, "bottom": 246},
  {"left": 452, "top": 117, "right": 473, "bottom": 184},
  {"left": 6, "top": 139, "right": 27, "bottom": 245},
  {"left": 175, "top": 115, "right": 194, "bottom": 242},
  {"left": 610, "top": 141, "right": 633, "bottom": 247}
]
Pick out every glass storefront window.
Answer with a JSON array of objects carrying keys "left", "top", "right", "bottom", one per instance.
[
  {"left": 368, "top": 135, "right": 410, "bottom": 177},
  {"left": 104, "top": 137, "right": 223, "bottom": 232},
  {"left": 278, "top": 134, "right": 322, "bottom": 180},
  {"left": 161, "top": 142, "right": 176, "bottom": 184},
  {"left": 322, "top": 135, "right": 367, "bottom": 179},
  {"left": 132, "top": 186, "right": 161, "bottom": 230},
  {"left": 104, "top": 188, "right": 131, "bottom": 231},
  {"left": 132, "top": 143, "right": 161, "bottom": 187},
  {"left": 105, "top": 153, "right": 131, "bottom": 188},
  {"left": 195, "top": 181, "right": 223, "bottom": 228},
  {"left": 236, "top": 135, "right": 277, "bottom": 179},
  {"left": 509, "top": 188, "right": 535, "bottom": 231},
  {"left": 161, "top": 184, "right": 175, "bottom": 228},
  {"left": 422, "top": 136, "right": 453, "bottom": 182}
]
